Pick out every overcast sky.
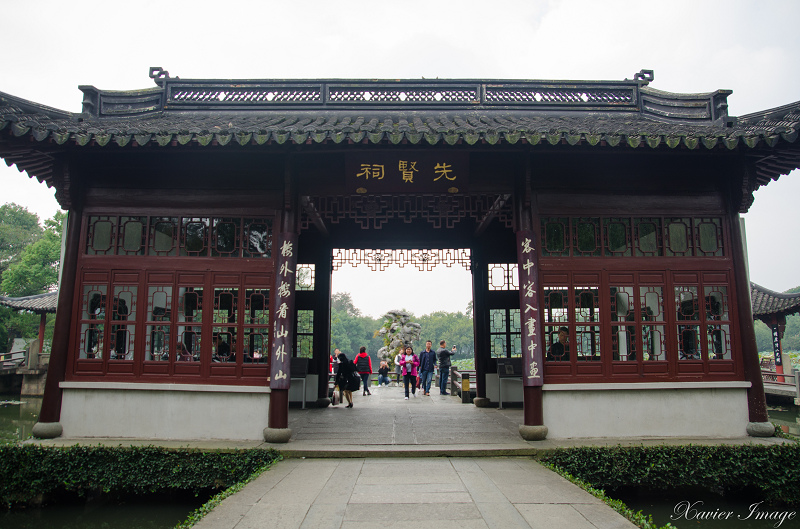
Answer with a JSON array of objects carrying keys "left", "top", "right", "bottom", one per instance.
[{"left": 2, "top": 0, "right": 798, "bottom": 317}]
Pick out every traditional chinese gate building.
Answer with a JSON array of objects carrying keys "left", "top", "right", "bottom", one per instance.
[{"left": 2, "top": 69, "right": 799, "bottom": 441}]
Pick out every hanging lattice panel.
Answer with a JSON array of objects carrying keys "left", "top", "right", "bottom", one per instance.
[
  {"left": 300, "top": 194, "right": 514, "bottom": 231},
  {"left": 331, "top": 248, "right": 471, "bottom": 272}
]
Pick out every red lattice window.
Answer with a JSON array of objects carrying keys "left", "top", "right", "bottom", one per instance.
[
  {"left": 540, "top": 216, "right": 724, "bottom": 258},
  {"left": 86, "top": 217, "right": 116, "bottom": 255},
  {"left": 118, "top": 217, "right": 147, "bottom": 256},
  {"left": 149, "top": 217, "right": 178, "bottom": 256}
]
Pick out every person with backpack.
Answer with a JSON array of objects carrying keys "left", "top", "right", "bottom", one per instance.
[
  {"left": 354, "top": 346, "right": 373, "bottom": 396},
  {"left": 335, "top": 352, "right": 359, "bottom": 408}
]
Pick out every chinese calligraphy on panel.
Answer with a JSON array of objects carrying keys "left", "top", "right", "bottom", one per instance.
[
  {"left": 269, "top": 233, "right": 298, "bottom": 390},
  {"left": 345, "top": 152, "right": 468, "bottom": 194},
  {"left": 517, "top": 230, "right": 544, "bottom": 387}
]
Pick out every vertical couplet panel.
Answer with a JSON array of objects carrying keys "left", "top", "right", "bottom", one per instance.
[
  {"left": 269, "top": 233, "right": 298, "bottom": 389},
  {"left": 516, "top": 230, "right": 544, "bottom": 387}
]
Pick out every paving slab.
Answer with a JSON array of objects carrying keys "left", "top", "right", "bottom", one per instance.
[{"left": 194, "top": 457, "right": 638, "bottom": 529}]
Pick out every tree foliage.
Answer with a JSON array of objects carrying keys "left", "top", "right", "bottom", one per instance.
[
  {"left": 330, "top": 292, "right": 374, "bottom": 357},
  {"left": 0, "top": 205, "right": 63, "bottom": 353},
  {"left": 417, "top": 310, "right": 474, "bottom": 358},
  {"left": 0, "top": 203, "right": 42, "bottom": 279},
  {"left": 1, "top": 211, "right": 64, "bottom": 296}
]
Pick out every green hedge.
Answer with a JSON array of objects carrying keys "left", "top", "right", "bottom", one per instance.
[
  {"left": 538, "top": 443, "right": 800, "bottom": 504},
  {"left": 0, "top": 445, "right": 281, "bottom": 506}
]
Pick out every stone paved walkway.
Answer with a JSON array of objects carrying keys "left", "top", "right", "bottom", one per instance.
[
  {"left": 284, "top": 383, "right": 529, "bottom": 453},
  {"left": 194, "top": 456, "right": 638, "bottom": 529}
]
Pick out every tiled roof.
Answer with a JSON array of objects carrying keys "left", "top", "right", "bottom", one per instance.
[
  {"left": 1, "top": 74, "right": 798, "bottom": 192},
  {"left": 0, "top": 291, "right": 58, "bottom": 314},
  {"left": 750, "top": 282, "right": 800, "bottom": 318}
]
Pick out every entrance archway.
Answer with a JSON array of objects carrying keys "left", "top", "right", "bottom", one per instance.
[{"left": 290, "top": 193, "right": 528, "bottom": 419}]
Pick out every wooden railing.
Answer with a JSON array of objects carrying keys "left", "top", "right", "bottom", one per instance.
[
  {"left": 0, "top": 351, "right": 25, "bottom": 371},
  {"left": 760, "top": 366, "right": 800, "bottom": 404},
  {"left": 451, "top": 368, "right": 476, "bottom": 403}
]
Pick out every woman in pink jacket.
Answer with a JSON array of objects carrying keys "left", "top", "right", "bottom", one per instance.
[{"left": 400, "top": 345, "right": 420, "bottom": 399}]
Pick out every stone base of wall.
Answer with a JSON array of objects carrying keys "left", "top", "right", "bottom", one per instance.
[
  {"left": 542, "top": 382, "right": 751, "bottom": 439},
  {"left": 484, "top": 376, "right": 751, "bottom": 438},
  {"left": 60, "top": 381, "right": 270, "bottom": 441}
]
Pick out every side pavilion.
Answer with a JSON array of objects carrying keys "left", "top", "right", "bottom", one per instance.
[{"left": 1, "top": 68, "right": 799, "bottom": 442}]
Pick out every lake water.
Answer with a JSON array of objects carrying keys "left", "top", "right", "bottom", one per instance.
[
  {"left": 1, "top": 494, "right": 204, "bottom": 529},
  {"left": 1, "top": 396, "right": 206, "bottom": 529},
  {"left": 0, "top": 397, "right": 40, "bottom": 443}
]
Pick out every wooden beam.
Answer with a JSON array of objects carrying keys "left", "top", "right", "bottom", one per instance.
[
  {"left": 474, "top": 194, "right": 510, "bottom": 236},
  {"left": 301, "top": 196, "right": 329, "bottom": 237}
]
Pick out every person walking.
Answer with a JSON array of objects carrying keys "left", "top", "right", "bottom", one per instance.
[
  {"left": 394, "top": 350, "right": 404, "bottom": 387},
  {"left": 354, "top": 346, "right": 373, "bottom": 395},
  {"left": 400, "top": 346, "right": 420, "bottom": 399},
  {"left": 436, "top": 339, "right": 455, "bottom": 395},
  {"left": 418, "top": 340, "right": 437, "bottom": 396},
  {"left": 332, "top": 348, "right": 343, "bottom": 404},
  {"left": 335, "top": 352, "right": 358, "bottom": 408}
]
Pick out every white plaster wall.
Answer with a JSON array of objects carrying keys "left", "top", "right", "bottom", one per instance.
[
  {"left": 542, "top": 384, "right": 750, "bottom": 439},
  {"left": 60, "top": 382, "right": 269, "bottom": 440}
]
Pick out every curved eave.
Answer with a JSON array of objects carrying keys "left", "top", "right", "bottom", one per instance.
[
  {"left": 751, "top": 282, "right": 800, "bottom": 319},
  {"left": 0, "top": 291, "right": 58, "bottom": 314}
]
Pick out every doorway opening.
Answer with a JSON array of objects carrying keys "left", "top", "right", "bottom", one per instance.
[{"left": 330, "top": 248, "right": 474, "bottom": 366}]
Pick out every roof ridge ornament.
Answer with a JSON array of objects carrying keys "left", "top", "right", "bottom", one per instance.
[
  {"left": 633, "top": 69, "right": 654, "bottom": 85},
  {"left": 149, "top": 67, "right": 170, "bottom": 87}
]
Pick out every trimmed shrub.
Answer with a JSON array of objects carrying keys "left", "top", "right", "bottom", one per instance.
[
  {"left": 538, "top": 444, "right": 800, "bottom": 504},
  {"left": 0, "top": 445, "right": 281, "bottom": 506}
]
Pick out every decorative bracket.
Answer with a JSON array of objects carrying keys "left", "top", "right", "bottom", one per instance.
[
  {"left": 149, "top": 67, "right": 170, "bottom": 87},
  {"left": 633, "top": 69, "right": 655, "bottom": 85}
]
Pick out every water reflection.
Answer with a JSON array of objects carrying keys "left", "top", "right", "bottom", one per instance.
[
  {"left": 1, "top": 494, "right": 204, "bottom": 529},
  {"left": 613, "top": 486, "right": 798, "bottom": 529},
  {"left": 769, "top": 404, "right": 800, "bottom": 436},
  {"left": 0, "top": 396, "right": 41, "bottom": 443}
]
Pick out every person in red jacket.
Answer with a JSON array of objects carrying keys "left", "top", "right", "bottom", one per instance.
[{"left": 354, "top": 346, "right": 373, "bottom": 396}]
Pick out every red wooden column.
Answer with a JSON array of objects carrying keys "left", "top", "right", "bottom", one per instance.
[
  {"left": 729, "top": 209, "right": 771, "bottom": 434},
  {"left": 265, "top": 164, "right": 298, "bottom": 443},
  {"left": 516, "top": 170, "right": 547, "bottom": 440},
  {"left": 33, "top": 205, "right": 82, "bottom": 439}
]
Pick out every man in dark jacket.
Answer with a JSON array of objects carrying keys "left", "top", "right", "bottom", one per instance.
[
  {"left": 436, "top": 339, "right": 454, "bottom": 395},
  {"left": 418, "top": 340, "right": 437, "bottom": 396}
]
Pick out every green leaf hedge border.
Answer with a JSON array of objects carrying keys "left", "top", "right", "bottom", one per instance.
[
  {"left": 0, "top": 445, "right": 281, "bottom": 509},
  {"left": 536, "top": 443, "right": 800, "bottom": 529}
]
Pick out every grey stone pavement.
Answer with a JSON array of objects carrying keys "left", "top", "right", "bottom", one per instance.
[
  {"left": 193, "top": 456, "right": 637, "bottom": 529},
  {"left": 269, "top": 382, "right": 784, "bottom": 458},
  {"left": 30, "top": 383, "right": 788, "bottom": 528}
]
